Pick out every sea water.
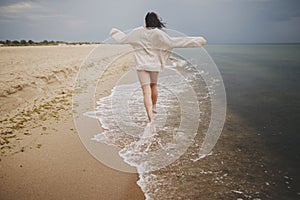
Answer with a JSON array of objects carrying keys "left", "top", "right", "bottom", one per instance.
[
  {"left": 86, "top": 44, "right": 300, "bottom": 199},
  {"left": 206, "top": 44, "right": 300, "bottom": 160},
  {"left": 206, "top": 44, "right": 300, "bottom": 196}
]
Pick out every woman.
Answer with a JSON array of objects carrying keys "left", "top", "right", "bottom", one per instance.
[{"left": 110, "top": 12, "right": 206, "bottom": 132}]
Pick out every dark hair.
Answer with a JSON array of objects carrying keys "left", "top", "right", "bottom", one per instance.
[{"left": 145, "top": 12, "right": 166, "bottom": 29}]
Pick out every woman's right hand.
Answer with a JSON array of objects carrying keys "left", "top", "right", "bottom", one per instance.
[{"left": 200, "top": 37, "right": 207, "bottom": 45}]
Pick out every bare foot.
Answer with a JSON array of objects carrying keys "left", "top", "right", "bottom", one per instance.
[
  {"left": 141, "top": 122, "right": 157, "bottom": 138},
  {"left": 150, "top": 121, "right": 156, "bottom": 133}
]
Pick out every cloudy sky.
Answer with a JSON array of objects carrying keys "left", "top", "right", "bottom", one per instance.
[{"left": 0, "top": 0, "right": 299, "bottom": 43}]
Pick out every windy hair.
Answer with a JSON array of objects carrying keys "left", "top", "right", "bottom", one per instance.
[{"left": 145, "top": 12, "right": 166, "bottom": 29}]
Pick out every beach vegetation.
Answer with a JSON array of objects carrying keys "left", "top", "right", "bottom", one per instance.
[{"left": 0, "top": 39, "right": 102, "bottom": 46}]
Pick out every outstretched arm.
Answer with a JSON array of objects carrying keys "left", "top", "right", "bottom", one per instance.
[
  {"left": 110, "top": 28, "right": 129, "bottom": 44},
  {"left": 109, "top": 28, "right": 139, "bottom": 44},
  {"left": 170, "top": 36, "right": 206, "bottom": 48},
  {"left": 158, "top": 30, "right": 206, "bottom": 49}
]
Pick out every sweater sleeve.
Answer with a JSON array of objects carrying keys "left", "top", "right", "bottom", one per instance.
[
  {"left": 158, "top": 30, "right": 206, "bottom": 49},
  {"left": 110, "top": 28, "right": 131, "bottom": 44},
  {"left": 169, "top": 36, "right": 206, "bottom": 48},
  {"left": 109, "top": 28, "right": 138, "bottom": 45}
]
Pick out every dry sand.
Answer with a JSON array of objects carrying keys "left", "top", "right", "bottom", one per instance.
[{"left": 0, "top": 45, "right": 144, "bottom": 200}]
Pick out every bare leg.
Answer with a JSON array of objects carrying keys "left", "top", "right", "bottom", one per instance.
[
  {"left": 149, "top": 71, "right": 159, "bottom": 113},
  {"left": 141, "top": 84, "right": 153, "bottom": 123},
  {"left": 137, "top": 70, "right": 159, "bottom": 124},
  {"left": 150, "top": 83, "right": 158, "bottom": 113}
]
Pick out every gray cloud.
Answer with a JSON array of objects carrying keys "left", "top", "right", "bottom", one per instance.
[{"left": 0, "top": 0, "right": 299, "bottom": 43}]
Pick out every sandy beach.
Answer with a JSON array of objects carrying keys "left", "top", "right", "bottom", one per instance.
[
  {"left": 1, "top": 44, "right": 299, "bottom": 200},
  {"left": 0, "top": 45, "right": 144, "bottom": 200}
]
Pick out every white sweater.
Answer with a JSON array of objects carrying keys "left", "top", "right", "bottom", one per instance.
[{"left": 110, "top": 26, "right": 206, "bottom": 72}]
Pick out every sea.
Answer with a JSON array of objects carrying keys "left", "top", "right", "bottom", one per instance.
[
  {"left": 206, "top": 44, "right": 300, "bottom": 166},
  {"left": 85, "top": 44, "right": 300, "bottom": 199}
]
